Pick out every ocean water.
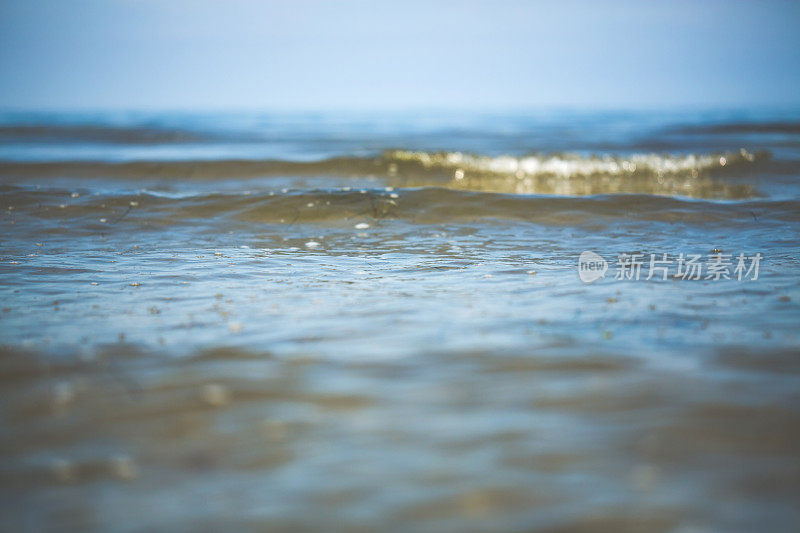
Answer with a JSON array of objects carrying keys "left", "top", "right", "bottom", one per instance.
[{"left": 0, "top": 109, "right": 799, "bottom": 531}]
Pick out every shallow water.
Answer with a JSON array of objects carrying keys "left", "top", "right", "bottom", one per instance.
[{"left": 1, "top": 110, "right": 799, "bottom": 531}]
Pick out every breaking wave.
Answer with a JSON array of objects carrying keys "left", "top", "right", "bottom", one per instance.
[
  {"left": 382, "top": 148, "right": 765, "bottom": 178},
  {"left": 0, "top": 149, "right": 770, "bottom": 199}
]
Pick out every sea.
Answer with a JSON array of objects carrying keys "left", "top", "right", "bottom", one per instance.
[{"left": 0, "top": 108, "right": 799, "bottom": 531}]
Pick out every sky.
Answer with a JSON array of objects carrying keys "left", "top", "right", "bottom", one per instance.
[{"left": 0, "top": 0, "right": 798, "bottom": 111}]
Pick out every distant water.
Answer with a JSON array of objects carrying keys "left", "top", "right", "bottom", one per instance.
[{"left": 1, "top": 110, "right": 799, "bottom": 531}]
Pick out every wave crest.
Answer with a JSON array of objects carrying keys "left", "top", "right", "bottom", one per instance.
[
  {"left": 0, "top": 148, "right": 769, "bottom": 199},
  {"left": 383, "top": 148, "right": 765, "bottom": 179}
]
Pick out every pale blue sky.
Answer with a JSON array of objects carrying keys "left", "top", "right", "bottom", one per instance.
[{"left": 1, "top": 0, "right": 798, "bottom": 110}]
